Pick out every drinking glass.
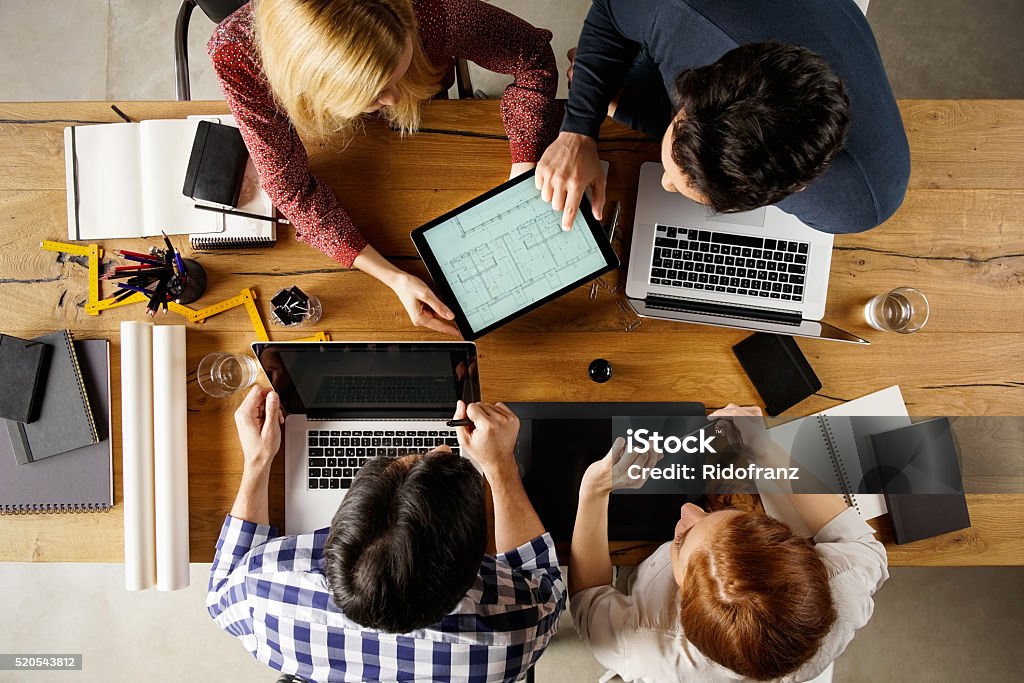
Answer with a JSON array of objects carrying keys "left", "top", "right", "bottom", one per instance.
[
  {"left": 197, "top": 352, "right": 258, "bottom": 397},
  {"left": 864, "top": 287, "right": 929, "bottom": 333}
]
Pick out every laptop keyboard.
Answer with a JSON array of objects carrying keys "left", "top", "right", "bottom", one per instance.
[
  {"left": 306, "top": 428, "right": 460, "bottom": 490},
  {"left": 314, "top": 376, "right": 455, "bottom": 404},
  {"left": 650, "top": 225, "right": 809, "bottom": 302}
]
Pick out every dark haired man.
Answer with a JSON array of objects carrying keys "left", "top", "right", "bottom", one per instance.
[
  {"left": 537, "top": 0, "right": 910, "bottom": 235},
  {"left": 207, "top": 387, "right": 564, "bottom": 682}
]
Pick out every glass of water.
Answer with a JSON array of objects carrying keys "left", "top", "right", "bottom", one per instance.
[
  {"left": 197, "top": 352, "right": 259, "bottom": 397},
  {"left": 864, "top": 287, "right": 929, "bottom": 333}
]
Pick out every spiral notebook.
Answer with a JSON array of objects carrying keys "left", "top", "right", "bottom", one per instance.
[
  {"left": 761, "top": 386, "right": 911, "bottom": 534},
  {"left": 3, "top": 329, "right": 98, "bottom": 464},
  {"left": 187, "top": 114, "right": 277, "bottom": 250},
  {"left": 0, "top": 340, "right": 113, "bottom": 514}
]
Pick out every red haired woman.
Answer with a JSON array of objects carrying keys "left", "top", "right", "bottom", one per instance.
[{"left": 571, "top": 405, "right": 888, "bottom": 681}]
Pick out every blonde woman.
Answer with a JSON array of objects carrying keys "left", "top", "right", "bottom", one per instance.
[{"left": 208, "top": 0, "right": 559, "bottom": 335}]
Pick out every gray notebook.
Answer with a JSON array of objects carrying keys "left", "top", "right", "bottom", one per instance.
[
  {"left": 0, "top": 340, "right": 113, "bottom": 513},
  {"left": 3, "top": 329, "right": 98, "bottom": 464}
]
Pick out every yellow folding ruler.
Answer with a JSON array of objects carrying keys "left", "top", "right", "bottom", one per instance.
[
  {"left": 85, "top": 291, "right": 146, "bottom": 314},
  {"left": 41, "top": 240, "right": 103, "bottom": 314},
  {"left": 189, "top": 287, "right": 269, "bottom": 341},
  {"left": 292, "top": 331, "right": 332, "bottom": 342}
]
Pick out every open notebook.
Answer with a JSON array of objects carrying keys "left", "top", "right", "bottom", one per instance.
[
  {"left": 64, "top": 119, "right": 224, "bottom": 240},
  {"left": 761, "top": 385, "right": 911, "bottom": 535}
]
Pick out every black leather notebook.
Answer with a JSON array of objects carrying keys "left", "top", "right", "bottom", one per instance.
[
  {"left": 182, "top": 120, "right": 249, "bottom": 207},
  {"left": 733, "top": 333, "right": 821, "bottom": 416},
  {"left": 869, "top": 418, "right": 971, "bottom": 544},
  {"left": 0, "top": 333, "right": 51, "bottom": 423},
  {"left": 2, "top": 330, "right": 99, "bottom": 465}
]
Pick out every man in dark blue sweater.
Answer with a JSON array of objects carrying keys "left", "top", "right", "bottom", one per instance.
[{"left": 536, "top": 0, "right": 910, "bottom": 235}]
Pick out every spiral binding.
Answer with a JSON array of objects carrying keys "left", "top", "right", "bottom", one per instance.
[
  {"left": 818, "top": 416, "right": 857, "bottom": 511},
  {"left": 190, "top": 236, "right": 275, "bottom": 250},
  {"left": 64, "top": 330, "right": 98, "bottom": 444},
  {"left": 1, "top": 503, "right": 112, "bottom": 514}
]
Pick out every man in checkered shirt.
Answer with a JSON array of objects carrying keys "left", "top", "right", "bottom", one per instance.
[{"left": 207, "top": 387, "right": 565, "bottom": 682}]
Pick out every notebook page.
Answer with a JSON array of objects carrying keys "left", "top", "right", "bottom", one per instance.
[
  {"left": 66, "top": 123, "right": 145, "bottom": 240},
  {"left": 820, "top": 386, "right": 911, "bottom": 519},
  {"left": 138, "top": 120, "right": 222, "bottom": 236},
  {"left": 188, "top": 115, "right": 275, "bottom": 241}
]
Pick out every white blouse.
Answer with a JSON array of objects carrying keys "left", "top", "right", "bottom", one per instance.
[{"left": 571, "top": 507, "right": 888, "bottom": 682}]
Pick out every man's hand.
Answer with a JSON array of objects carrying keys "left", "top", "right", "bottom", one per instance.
[
  {"left": 580, "top": 437, "right": 664, "bottom": 498},
  {"left": 453, "top": 400, "right": 520, "bottom": 480},
  {"left": 390, "top": 273, "right": 460, "bottom": 337},
  {"left": 536, "top": 132, "right": 606, "bottom": 230},
  {"left": 234, "top": 386, "right": 284, "bottom": 475}
]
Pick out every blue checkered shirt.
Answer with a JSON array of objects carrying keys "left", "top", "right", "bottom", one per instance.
[{"left": 207, "top": 515, "right": 565, "bottom": 682}]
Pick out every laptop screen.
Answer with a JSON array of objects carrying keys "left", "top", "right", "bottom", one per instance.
[{"left": 252, "top": 342, "right": 480, "bottom": 418}]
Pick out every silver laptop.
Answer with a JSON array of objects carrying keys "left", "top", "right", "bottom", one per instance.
[
  {"left": 252, "top": 341, "right": 482, "bottom": 534},
  {"left": 625, "top": 162, "right": 867, "bottom": 344}
]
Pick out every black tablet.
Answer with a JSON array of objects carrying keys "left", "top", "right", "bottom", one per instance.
[{"left": 411, "top": 170, "right": 619, "bottom": 340}]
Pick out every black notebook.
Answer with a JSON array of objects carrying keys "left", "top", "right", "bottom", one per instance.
[
  {"left": 0, "top": 333, "right": 51, "bottom": 423},
  {"left": 183, "top": 120, "right": 249, "bottom": 207},
  {"left": 0, "top": 340, "right": 113, "bottom": 513},
  {"left": 869, "top": 418, "right": 971, "bottom": 544},
  {"left": 2, "top": 330, "right": 98, "bottom": 464}
]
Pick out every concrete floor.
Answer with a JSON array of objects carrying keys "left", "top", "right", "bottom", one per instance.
[{"left": 0, "top": 1, "right": 1022, "bottom": 682}]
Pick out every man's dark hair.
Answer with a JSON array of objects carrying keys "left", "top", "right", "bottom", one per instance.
[
  {"left": 323, "top": 451, "right": 487, "bottom": 633},
  {"left": 671, "top": 42, "right": 850, "bottom": 213}
]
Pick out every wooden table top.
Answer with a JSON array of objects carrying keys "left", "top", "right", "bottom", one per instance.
[{"left": 0, "top": 100, "right": 1021, "bottom": 566}]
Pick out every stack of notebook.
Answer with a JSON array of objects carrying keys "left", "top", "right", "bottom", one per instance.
[{"left": 0, "top": 330, "right": 113, "bottom": 514}]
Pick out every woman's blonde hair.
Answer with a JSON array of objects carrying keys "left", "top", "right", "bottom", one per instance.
[{"left": 253, "top": 0, "right": 441, "bottom": 140}]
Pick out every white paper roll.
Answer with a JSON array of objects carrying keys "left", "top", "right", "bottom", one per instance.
[
  {"left": 121, "top": 321, "right": 156, "bottom": 591},
  {"left": 153, "top": 325, "right": 190, "bottom": 591}
]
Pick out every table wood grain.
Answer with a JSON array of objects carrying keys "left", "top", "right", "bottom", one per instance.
[{"left": 0, "top": 100, "right": 1021, "bottom": 565}]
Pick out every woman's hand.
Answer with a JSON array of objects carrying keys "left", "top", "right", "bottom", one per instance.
[
  {"left": 510, "top": 162, "right": 536, "bottom": 179},
  {"left": 709, "top": 404, "right": 777, "bottom": 462},
  {"left": 580, "top": 437, "right": 664, "bottom": 498},
  {"left": 390, "top": 273, "right": 460, "bottom": 336}
]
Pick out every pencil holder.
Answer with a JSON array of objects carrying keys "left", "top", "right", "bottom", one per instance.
[{"left": 168, "top": 259, "right": 207, "bottom": 305}]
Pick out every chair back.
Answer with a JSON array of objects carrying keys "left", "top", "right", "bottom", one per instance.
[{"left": 196, "top": 0, "right": 245, "bottom": 24}]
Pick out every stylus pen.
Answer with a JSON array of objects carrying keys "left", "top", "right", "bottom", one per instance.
[
  {"left": 446, "top": 419, "right": 474, "bottom": 428},
  {"left": 194, "top": 203, "right": 291, "bottom": 224}
]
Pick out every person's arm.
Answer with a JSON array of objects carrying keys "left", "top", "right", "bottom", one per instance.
[
  {"left": 439, "top": 0, "right": 559, "bottom": 172},
  {"left": 452, "top": 400, "right": 544, "bottom": 552},
  {"left": 570, "top": 467, "right": 613, "bottom": 596},
  {"left": 209, "top": 38, "right": 458, "bottom": 336},
  {"left": 710, "top": 405, "right": 848, "bottom": 535},
  {"left": 207, "top": 386, "right": 284, "bottom": 632}
]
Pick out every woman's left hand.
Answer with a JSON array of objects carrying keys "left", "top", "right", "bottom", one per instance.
[
  {"left": 510, "top": 162, "right": 536, "bottom": 179},
  {"left": 391, "top": 273, "right": 461, "bottom": 336}
]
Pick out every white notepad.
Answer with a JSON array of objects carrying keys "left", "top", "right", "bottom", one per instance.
[
  {"left": 762, "top": 386, "right": 911, "bottom": 535},
  {"left": 64, "top": 119, "right": 224, "bottom": 240}
]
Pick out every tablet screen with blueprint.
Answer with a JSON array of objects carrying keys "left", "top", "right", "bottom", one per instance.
[{"left": 411, "top": 170, "right": 618, "bottom": 340}]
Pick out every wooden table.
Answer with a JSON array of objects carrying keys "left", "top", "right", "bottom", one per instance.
[{"left": 0, "top": 100, "right": 1021, "bottom": 566}]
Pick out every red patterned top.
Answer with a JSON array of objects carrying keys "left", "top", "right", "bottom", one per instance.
[{"left": 208, "top": 0, "right": 559, "bottom": 267}]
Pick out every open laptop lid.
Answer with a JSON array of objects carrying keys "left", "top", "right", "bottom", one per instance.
[
  {"left": 628, "top": 297, "right": 869, "bottom": 344},
  {"left": 252, "top": 341, "right": 481, "bottom": 419}
]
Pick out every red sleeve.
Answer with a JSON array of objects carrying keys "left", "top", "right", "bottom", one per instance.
[
  {"left": 437, "top": 0, "right": 559, "bottom": 163},
  {"left": 209, "top": 42, "right": 367, "bottom": 267}
]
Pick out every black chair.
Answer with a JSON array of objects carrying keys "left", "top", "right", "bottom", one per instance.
[{"left": 173, "top": 0, "right": 475, "bottom": 101}]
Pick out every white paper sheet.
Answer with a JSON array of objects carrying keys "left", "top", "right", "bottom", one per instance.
[
  {"left": 153, "top": 326, "right": 190, "bottom": 591},
  {"left": 121, "top": 321, "right": 156, "bottom": 591}
]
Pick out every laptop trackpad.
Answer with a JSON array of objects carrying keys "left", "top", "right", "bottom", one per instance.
[{"left": 706, "top": 206, "right": 767, "bottom": 228}]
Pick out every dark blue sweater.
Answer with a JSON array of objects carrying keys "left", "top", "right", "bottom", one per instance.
[{"left": 562, "top": 0, "right": 911, "bottom": 233}]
